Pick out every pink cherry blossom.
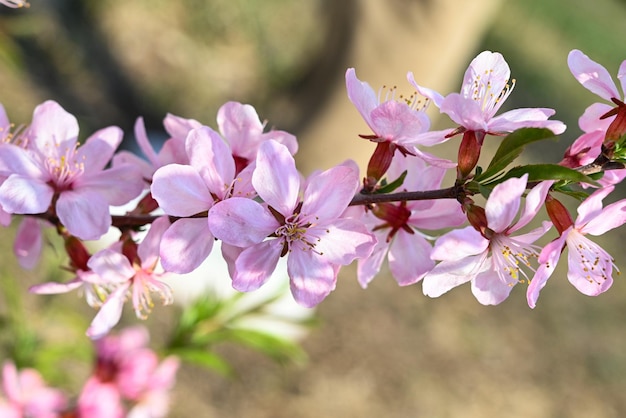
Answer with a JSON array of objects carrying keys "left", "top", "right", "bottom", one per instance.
[
  {"left": 357, "top": 154, "right": 465, "bottom": 287},
  {"left": 0, "top": 101, "right": 144, "bottom": 240},
  {"left": 151, "top": 125, "right": 256, "bottom": 273},
  {"left": 0, "top": 362, "right": 67, "bottom": 418},
  {"left": 409, "top": 51, "right": 566, "bottom": 138},
  {"left": 422, "top": 175, "right": 553, "bottom": 305},
  {"left": 345, "top": 68, "right": 453, "bottom": 167},
  {"left": 527, "top": 186, "right": 626, "bottom": 308},
  {"left": 209, "top": 139, "right": 376, "bottom": 307},
  {"left": 86, "top": 216, "right": 174, "bottom": 339},
  {"left": 76, "top": 378, "right": 124, "bottom": 418},
  {"left": 83, "top": 326, "right": 179, "bottom": 418}
]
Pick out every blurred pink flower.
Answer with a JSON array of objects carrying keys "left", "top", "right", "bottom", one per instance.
[
  {"left": 88, "top": 327, "right": 179, "bottom": 418},
  {"left": 0, "top": 362, "right": 67, "bottom": 418}
]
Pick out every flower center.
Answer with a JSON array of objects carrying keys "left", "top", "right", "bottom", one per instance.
[
  {"left": 377, "top": 84, "right": 430, "bottom": 112},
  {"left": 44, "top": 142, "right": 85, "bottom": 190},
  {"left": 274, "top": 213, "right": 323, "bottom": 255},
  {"left": 465, "top": 70, "right": 516, "bottom": 116},
  {"left": 490, "top": 234, "right": 539, "bottom": 284}
]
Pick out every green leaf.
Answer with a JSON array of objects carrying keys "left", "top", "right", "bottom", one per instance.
[
  {"left": 377, "top": 170, "right": 408, "bottom": 194},
  {"left": 482, "top": 164, "right": 597, "bottom": 187},
  {"left": 228, "top": 328, "right": 307, "bottom": 365},
  {"left": 475, "top": 128, "right": 558, "bottom": 182},
  {"left": 169, "top": 348, "right": 234, "bottom": 377}
]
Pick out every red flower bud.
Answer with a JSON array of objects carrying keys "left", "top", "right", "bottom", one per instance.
[{"left": 544, "top": 194, "right": 574, "bottom": 235}]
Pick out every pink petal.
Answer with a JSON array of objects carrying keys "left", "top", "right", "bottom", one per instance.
[
  {"left": 57, "top": 189, "right": 111, "bottom": 240},
  {"left": 77, "top": 164, "right": 144, "bottom": 206},
  {"left": 134, "top": 117, "right": 160, "bottom": 167},
  {"left": 312, "top": 218, "right": 376, "bottom": 265},
  {"left": 430, "top": 226, "right": 488, "bottom": 261},
  {"left": 485, "top": 174, "right": 527, "bottom": 233},
  {"left": 407, "top": 71, "right": 445, "bottom": 108},
  {"left": 568, "top": 49, "right": 621, "bottom": 101},
  {"left": 471, "top": 267, "right": 515, "bottom": 305},
  {"left": 356, "top": 232, "right": 389, "bottom": 288},
  {"left": 368, "top": 101, "right": 430, "bottom": 143},
  {"left": 409, "top": 199, "right": 465, "bottom": 230},
  {"left": 0, "top": 175, "right": 52, "bottom": 214},
  {"left": 14, "top": 217, "right": 42, "bottom": 269},
  {"left": 619, "top": 59, "right": 626, "bottom": 98},
  {"left": 138, "top": 216, "right": 171, "bottom": 268},
  {"left": 233, "top": 240, "right": 282, "bottom": 291},
  {"left": 260, "top": 129, "right": 298, "bottom": 156},
  {"left": 345, "top": 68, "right": 377, "bottom": 128},
  {"left": 578, "top": 103, "right": 613, "bottom": 132},
  {"left": 527, "top": 233, "right": 567, "bottom": 308},
  {"left": 576, "top": 186, "right": 614, "bottom": 227},
  {"left": 463, "top": 51, "right": 511, "bottom": 101},
  {"left": 29, "top": 278, "right": 84, "bottom": 294},
  {"left": 186, "top": 126, "right": 235, "bottom": 197},
  {"left": 301, "top": 165, "right": 357, "bottom": 221},
  {"left": 217, "top": 101, "right": 264, "bottom": 159},
  {"left": 0, "top": 144, "right": 44, "bottom": 178},
  {"left": 581, "top": 198, "right": 626, "bottom": 236},
  {"left": 422, "top": 254, "right": 485, "bottom": 297},
  {"left": 88, "top": 248, "right": 135, "bottom": 283},
  {"left": 29, "top": 100, "right": 79, "bottom": 156},
  {"left": 510, "top": 180, "right": 554, "bottom": 233},
  {"left": 151, "top": 164, "right": 214, "bottom": 217},
  {"left": 566, "top": 234, "right": 614, "bottom": 296},
  {"left": 159, "top": 218, "right": 214, "bottom": 274},
  {"left": 163, "top": 113, "right": 202, "bottom": 141},
  {"left": 253, "top": 140, "right": 300, "bottom": 215},
  {"left": 78, "top": 126, "right": 123, "bottom": 174},
  {"left": 440, "top": 94, "right": 487, "bottom": 132},
  {"left": 87, "top": 285, "right": 129, "bottom": 340},
  {"left": 208, "top": 198, "right": 278, "bottom": 247},
  {"left": 388, "top": 230, "right": 434, "bottom": 286},
  {"left": 112, "top": 150, "right": 154, "bottom": 181},
  {"left": 488, "top": 108, "right": 566, "bottom": 134},
  {"left": 288, "top": 250, "right": 337, "bottom": 307}
]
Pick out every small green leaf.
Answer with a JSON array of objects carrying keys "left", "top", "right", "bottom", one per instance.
[
  {"left": 377, "top": 170, "right": 408, "bottom": 194},
  {"left": 228, "top": 329, "right": 307, "bottom": 365},
  {"left": 482, "top": 164, "right": 597, "bottom": 187},
  {"left": 169, "top": 348, "right": 234, "bottom": 377},
  {"left": 476, "top": 128, "right": 557, "bottom": 182}
]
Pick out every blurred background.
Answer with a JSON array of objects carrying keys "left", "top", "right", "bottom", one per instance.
[{"left": 2, "top": 0, "right": 626, "bottom": 416}]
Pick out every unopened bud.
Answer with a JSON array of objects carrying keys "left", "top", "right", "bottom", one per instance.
[
  {"left": 544, "top": 195, "right": 574, "bottom": 235},
  {"left": 465, "top": 203, "right": 488, "bottom": 237},
  {"left": 64, "top": 236, "right": 91, "bottom": 271},
  {"left": 365, "top": 141, "right": 395, "bottom": 189},
  {"left": 457, "top": 130, "right": 484, "bottom": 180}
]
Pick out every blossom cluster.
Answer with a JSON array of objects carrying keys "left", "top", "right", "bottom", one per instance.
[
  {"left": 0, "top": 327, "right": 178, "bottom": 418},
  {"left": 0, "top": 49, "right": 624, "bottom": 347}
]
